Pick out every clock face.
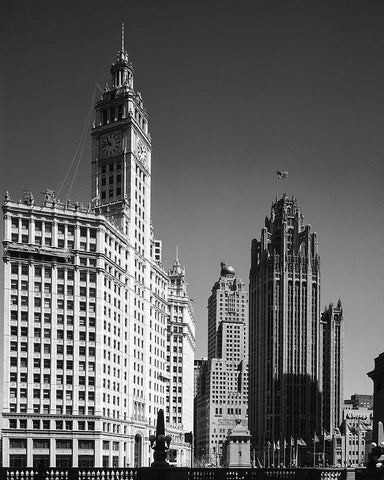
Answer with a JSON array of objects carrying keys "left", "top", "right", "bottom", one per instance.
[
  {"left": 101, "top": 134, "right": 121, "bottom": 156},
  {"left": 136, "top": 140, "right": 147, "bottom": 162}
]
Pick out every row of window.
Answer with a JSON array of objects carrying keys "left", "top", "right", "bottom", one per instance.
[
  {"left": 10, "top": 342, "right": 96, "bottom": 356},
  {"left": 10, "top": 389, "right": 96, "bottom": 401},
  {"left": 10, "top": 265, "right": 97, "bottom": 283},
  {"left": 10, "top": 373, "right": 95, "bottom": 386},
  {"left": 11, "top": 311, "right": 95, "bottom": 327},
  {"left": 11, "top": 219, "right": 96, "bottom": 239},
  {"left": 100, "top": 187, "right": 122, "bottom": 200},
  {"left": 11, "top": 357, "right": 95, "bottom": 371},
  {"left": 11, "top": 283, "right": 97, "bottom": 297},
  {"left": 9, "top": 438, "right": 95, "bottom": 449},
  {"left": 10, "top": 357, "right": 89, "bottom": 371},
  {"left": 10, "top": 296, "right": 96, "bottom": 313},
  {"left": 9, "top": 404, "right": 94, "bottom": 415},
  {"left": 10, "top": 327, "right": 96, "bottom": 341}
]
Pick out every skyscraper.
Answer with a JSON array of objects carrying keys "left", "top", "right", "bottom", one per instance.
[
  {"left": 195, "top": 263, "right": 248, "bottom": 465},
  {"left": 166, "top": 254, "right": 195, "bottom": 462},
  {"left": 249, "top": 195, "right": 321, "bottom": 457},
  {"left": 2, "top": 30, "right": 194, "bottom": 468},
  {"left": 321, "top": 301, "right": 344, "bottom": 436}
]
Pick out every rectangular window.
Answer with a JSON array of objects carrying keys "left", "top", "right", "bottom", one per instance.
[
  {"left": 33, "top": 439, "right": 49, "bottom": 449},
  {"left": 56, "top": 440, "right": 72, "bottom": 449}
]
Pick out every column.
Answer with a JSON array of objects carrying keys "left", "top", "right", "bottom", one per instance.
[
  {"left": 94, "top": 438, "right": 102, "bottom": 467},
  {"left": 3, "top": 437, "right": 10, "bottom": 467},
  {"left": 50, "top": 438, "right": 56, "bottom": 467},
  {"left": 72, "top": 438, "right": 78, "bottom": 467},
  {"left": 119, "top": 440, "right": 124, "bottom": 467},
  {"left": 27, "top": 437, "right": 33, "bottom": 467}
]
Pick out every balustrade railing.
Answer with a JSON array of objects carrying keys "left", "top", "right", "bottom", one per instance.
[{"left": 0, "top": 468, "right": 370, "bottom": 480}]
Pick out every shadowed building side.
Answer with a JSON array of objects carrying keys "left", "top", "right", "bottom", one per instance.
[
  {"left": 321, "top": 301, "right": 344, "bottom": 436},
  {"left": 249, "top": 195, "right": 322, "bottom": 457},
  {"left": 368, "top": 352, "right": 384, "bottom": 444}
]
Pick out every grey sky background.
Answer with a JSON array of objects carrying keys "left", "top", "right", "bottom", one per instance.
[{"left": 1, "top": 0, "right": 384, "bottom": 397}]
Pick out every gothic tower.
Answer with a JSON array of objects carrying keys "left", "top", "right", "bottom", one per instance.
[{"left": 249, "top": 195, "right": 322, "bottom": 456}]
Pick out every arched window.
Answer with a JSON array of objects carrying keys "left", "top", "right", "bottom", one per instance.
[{"left": 134, "top": 434, "right": 142, "bottom": 467}]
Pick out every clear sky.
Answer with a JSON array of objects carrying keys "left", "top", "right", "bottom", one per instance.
[{"left": 1, "top": 0, "right": 384, "bottom": 398}]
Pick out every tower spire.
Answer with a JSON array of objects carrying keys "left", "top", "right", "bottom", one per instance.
[
  {"left": 121, "top": 22, "right": 125, "bottom": 53},
  {"left": 110, "top": 21, "right": 133, "bottom": 89},
  {"left": 176, "top": 245, "right": 179, "bottom": 262}
]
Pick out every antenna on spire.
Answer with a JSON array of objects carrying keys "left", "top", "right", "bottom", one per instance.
[
  {"left": 121, "top": 22, "right": 125, "bottom": 52},
  {"left": 176, "top": 245, "right": 179, "bottom": 261}
]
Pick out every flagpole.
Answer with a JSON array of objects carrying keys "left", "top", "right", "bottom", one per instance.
[
  {"left": 323, "top": 432, "right": 325, "bottom": 467},
  {"left": 344, "top": 422, "right": 347, "bottom": 467},
  {"left": 283, "top": 439, "right": 286, "bottom": 467},
  {"left": 313, "top": 432, "right": 316, "bottom": 467},
  {"left": 275, "top": 171, "right": 288, "bottom": 201},
  {"left": 296, "top": 440, "right": 298, "bottom": 467},
  {"left": 276, "top": 175, "right": 278, "bottom": 201}
]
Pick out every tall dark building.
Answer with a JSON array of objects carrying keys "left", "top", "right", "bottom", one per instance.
[
  {"left": 368, "top": 352, "right": 384, "bottom": 443},
  {"left": 249, "top": 195, "right": 321, "bottom": 454},
  {"left": 321, "top": 301, "right": 344, "bottom": 435}
]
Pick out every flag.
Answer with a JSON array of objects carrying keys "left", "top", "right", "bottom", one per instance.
[
  {"left": 290, "top": 437, "right": 295, "bottom": 446},
  {"left": 323, "top": 430, "right": 332, "bottom": 441},
  {"left": 284, "top": 438, "right": 288, "bottom": 447},
  {"left": 313, "top": 432, "right": 320, "bottom": 443},
  {"left": 276, "top": 440, "right": 280, "bottom": 450},
  {"left": 266, "top": 441, "right": 271, "bottom": 448},
  {"left": 297, "top": 438, "right": 306, "bottom": 446},
  {"left": 273, "top": 441, "right": 276, "bottom": 451},
  {"left": 276, "top": 171, "right": 288, "bottom": 179}
]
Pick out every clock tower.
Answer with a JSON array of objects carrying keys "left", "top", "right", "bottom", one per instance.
[{"left": 91, "top": 24, "right": 151, "bottom": 244}]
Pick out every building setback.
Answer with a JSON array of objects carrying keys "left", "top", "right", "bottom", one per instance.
[
  {"left": 344, "top": 394, "right": 373, "bottom": 410},
  {"left": 249, "top": 195, "right": 321, "bottom": 458},
  {"left": 2, "top": 33, "right": 194, "bottom": 468},
  {"left": 195, "top": 263, "right": 248, "bottom": 466}
]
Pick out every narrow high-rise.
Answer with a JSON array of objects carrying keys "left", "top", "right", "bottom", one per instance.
[
  {"left": 249, "top": 195, "right": 321, "bottom": 456},
  {"left": 166, "top": 254, "right": 195, "bottom": 464},
  {"left": 195, "top": 263, "right": 248, "bottom": 465},
  {"left": 2, "top": 29, "right": 194, "bottom": 468},
  {"left": 321, "top": 301, "right": 344, "bottom": 435}
]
